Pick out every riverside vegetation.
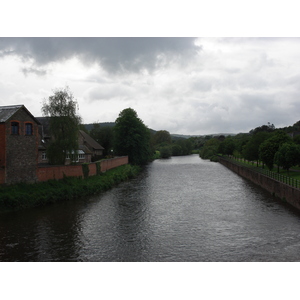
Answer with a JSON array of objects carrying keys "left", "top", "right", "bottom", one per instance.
[
  {"left": 199, "top": 120, "right": 300, "bottom": 170},
  {"left": 0, "top": 164, "right": 141, "bottom": 213}
]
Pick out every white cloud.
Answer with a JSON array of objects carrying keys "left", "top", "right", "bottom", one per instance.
[{"left": 0, "top": 37, "right": 300, "bottom": 135}]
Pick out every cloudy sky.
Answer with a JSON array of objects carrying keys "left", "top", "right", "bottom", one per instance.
[{"left": 1, "top": 36, "right": 300, "bottom": 135}]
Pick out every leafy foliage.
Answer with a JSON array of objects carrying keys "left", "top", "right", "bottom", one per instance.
[
  {"left": 199, "top": 138, "right": 221, "bottom": 160},
  {"left": 242, "top": 132, "right": 271, "bottom": 164},
  {"left": 113, "top": 108, "right": 152, "bottom": 165},
  {"left": 42, "top": 87, "right": 82, "bottom": 165},
  {"left": 90, "top": 123, "right": 114, "bottom": 157},
  {"left": 0, "top": 165, "right": 141, "bottom": 212},
  {"left": 152, "top": 130, "right": 172, "bottom": 146},
  {"left": 218, "top": 137, "right": 235, "bottom": 155},
  {"left": 159, "top": 146, "right": 172, "bottom": 158},
  {"left": 249, "top": 122, "right": 275, "bottom": 135},
  {"left": 259, "top": 131, "right": 291, "bottom": 170},
  {"left": 274, "top": 143, "right": 300, "bottom": 172},
  {"left": 82, "top": 163, "right": 90, "bottom": 179}
]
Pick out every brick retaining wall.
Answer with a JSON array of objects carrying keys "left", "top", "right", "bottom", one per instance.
[
  {"left": 0, "top": 168, "right": 5, "bottom": 184},
  {"left": 37, "top": 156, "right": 128, "bottom": 182},
  {"left": 219, "top": 157, "right": 300, "bottom": 211},
  {"left": 100, "top": 157, "right": 129, "bottom": 172}
]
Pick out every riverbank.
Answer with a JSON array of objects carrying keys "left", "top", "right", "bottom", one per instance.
[
  {"left": 0, "top": 164, "right": 141, "bottom": 213},
  {"left": 219, "top": 156, "right": 300, "bottom": 211}
]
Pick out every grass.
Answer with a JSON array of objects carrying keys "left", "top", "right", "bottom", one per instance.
[
  {"left": 0, "top": 164, "right": 141, "bottom": 213},
  {"left": 223, "top": 156, "right": 300, "bottom": 188}
]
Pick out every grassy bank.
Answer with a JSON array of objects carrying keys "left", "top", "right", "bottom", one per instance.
[
  {"left": 227, "top": 156, "right": 300, "bottom": 180},
  {"left": 221, "top": 156, "right": 300, "bottom": 189},
  {"left": 0, "top": 164, "right": 141, "bottom": 212}
]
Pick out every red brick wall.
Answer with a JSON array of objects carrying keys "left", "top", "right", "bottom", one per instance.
[
  {"left": 0, "top": 123, "right": 6, "bottom": 168},
  {"left": 37, "top": 156, "right": 128, "bottom": 182},
  {"left": 0, "top": 168, "right": 5, "bottom": 184},
  {"left": 101, "top": 156, "right": 129, "bottom": 172},
  {"left": 37, "top": 164, "right": 83, "bottom": 181},
  {"left": 89, "top": 163, "right": 97, "bottom": 176}
]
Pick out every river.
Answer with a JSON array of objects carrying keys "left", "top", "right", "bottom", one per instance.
[{"left": 1, "top": 154, "right": 300, "bottom": 262}]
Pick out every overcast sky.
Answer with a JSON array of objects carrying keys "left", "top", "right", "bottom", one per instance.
[{"left": 1, "top": 37, "right": 300, "bottom": 135}]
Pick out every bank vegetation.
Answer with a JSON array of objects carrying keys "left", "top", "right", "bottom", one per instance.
[
  {"left": 0, "top": 164, "right": 141, "bottom": 213},
  {"left": 199, "top": 120, "right": 300, "bottom": 170}
]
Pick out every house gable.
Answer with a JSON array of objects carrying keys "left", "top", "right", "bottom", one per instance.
[
  {"left": 79, "top": 130, "right": 104, "bottom": 154},
  {"left": 0, "top": 105, "right": 40, "bottom": 184}
]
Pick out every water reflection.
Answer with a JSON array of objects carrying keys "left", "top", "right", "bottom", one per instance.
[
  {"left": 0, "top": 202, "right": 85, "bottom": 261},
  {"left": 1, "top": 155, "right": 300, "bottom": 261}
]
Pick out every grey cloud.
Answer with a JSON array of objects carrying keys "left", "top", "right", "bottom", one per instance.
[
  {"left": 21, "top": 67, "right": 47, "bottom": 77},
  {"left": 0, "top": 37, "right": 200, "bottom": 74},
  {"left": 86, "top": 83, "right": 135, "bottom": 102}
]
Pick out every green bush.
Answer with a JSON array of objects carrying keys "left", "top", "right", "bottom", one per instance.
[
  {"left": 82, "top": 163, "right": 90, "bottom": 179},
  {"left": 96, "top": 162, "right": 101, "bottom": 175},
  {"left": 0, "top": 164, "right": 141, "bottom": 213},
  {"left": 159, "top": 146, "right": 172, "bottom": 158}
]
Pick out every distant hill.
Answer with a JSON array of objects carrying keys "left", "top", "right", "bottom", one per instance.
[
  {"left": 83, "top": 123, "right": 237, "bottom": 139},
  {"left": 84, "top": 123, "right": 115, "bottom": 132},
  {"left": 171, "top": 133, "right": 237, "bottom": 139}
]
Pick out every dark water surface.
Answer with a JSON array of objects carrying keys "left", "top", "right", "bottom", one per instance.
[{"left": 1, "top": 155, "right": 300, "bottom": 262}]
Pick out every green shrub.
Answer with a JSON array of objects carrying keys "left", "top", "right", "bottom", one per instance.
[
  {"left": 159, "top": 146, "right": 172, "bottom": 158},
  {"left": 96, "top": 162, "right": 101, "bottom": 175},
  {"left": 0, "top": 164, "right": 141, "bottom": 213},
  {"left": 82, "top": 163, "right": 90, "bottom": 179}
]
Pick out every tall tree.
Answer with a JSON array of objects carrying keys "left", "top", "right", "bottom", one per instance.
[
  {"left": 274, "top": 143, "right": 300, "bottom": 173},
  {"left": 90, "top": 123, "right": 114, "bottom": 157},
  {"left": 199, "top": 138, "right": 221, "bottom": 160},
  {"left": 113, "top": 108, "right": 152, "bottom": 165},
  {"left": 42, "top": 87, "right": 82, "bottom": 165},
  {"left": 152, "top": 130, "right": 172, "bottom": 147},
  {"left": 243, "top": 132, "right": 271, "bottom": 165},
  {"left": 259, "top": 130, "right": 291, "bottom": 170}
]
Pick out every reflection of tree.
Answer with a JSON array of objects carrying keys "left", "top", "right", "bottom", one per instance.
[
  {"left": 0, "top": 169, "right": 152, "bottom": 262},
  {"left": 0, "top": 204, "right": 84, "bottom": 261},
  {"left": 112, "top": 171, "right": 151, "bottom": 261}
]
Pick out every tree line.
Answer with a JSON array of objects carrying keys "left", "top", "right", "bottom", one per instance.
[
  {"left": 88, "top": 110, "right": 198, "bottom": 163},
  {"left": 199, "top": 121, "right": 300, "bottom": 172},
  {"left": 45, "top": 86, "right": 300, "bottom": 170},
  {"left": 42, "top": 87, "right": 199, "bottom": 166}
]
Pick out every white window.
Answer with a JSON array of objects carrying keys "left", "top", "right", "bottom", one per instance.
[
  {"left": 42, "top": 152, "right": 47, "bottom": 160},
  {"left": 66, "top": 150, "right": 85, "bottom": 162}
]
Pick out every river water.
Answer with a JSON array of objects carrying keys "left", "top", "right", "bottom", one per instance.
[{"left": 1, "top": 154, "right": 300, "bottom": 262}]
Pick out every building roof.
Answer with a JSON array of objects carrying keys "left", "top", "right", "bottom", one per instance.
[
  {"left": 0, "top": 105, "right": 23, "bottom": 123},
  {"left": 36, "top": 117, "right": 51, "bottom": 138},
  {"left": 79, "top": 130, "right": 104, "bottom": 150},
  {"left": 79, "top": 144, "right": 93, "bottom": 154},
  {"left": 0, "top": 105, "right": 41, "bottom": 124}
]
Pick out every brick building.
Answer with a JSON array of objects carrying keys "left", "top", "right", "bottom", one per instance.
[
  {"left": 78, "top": 130, "right": 104, "bottom": 162},
  {"left": 0, "top": 105, "right": 106, "bottom": 184},
  {"left": 0, "top": 105, "right": 40, "bottom": 184},
  {"left": 37, "top": 118, "right": 104, "bottom": 165}
]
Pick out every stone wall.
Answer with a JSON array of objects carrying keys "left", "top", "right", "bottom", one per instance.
[
  {"left": 219, "top": 157, "right": 300, "bottom": 211},
  {"left": 37, "top": 156, "right": 128, "bottom": 182},
  {"left": 5, "top": 108, "right": 39, "bottom": 184}
]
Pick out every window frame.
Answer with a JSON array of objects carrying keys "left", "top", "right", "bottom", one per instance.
[
  {"left": 25, "top": 122, "right": 33, "bottom": 136},
  {"left": 11, "top": 121, "right": 20, "bottom": 135},
  {"left": 42, "top": 152, "right": 47, "bottom": 160}
]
